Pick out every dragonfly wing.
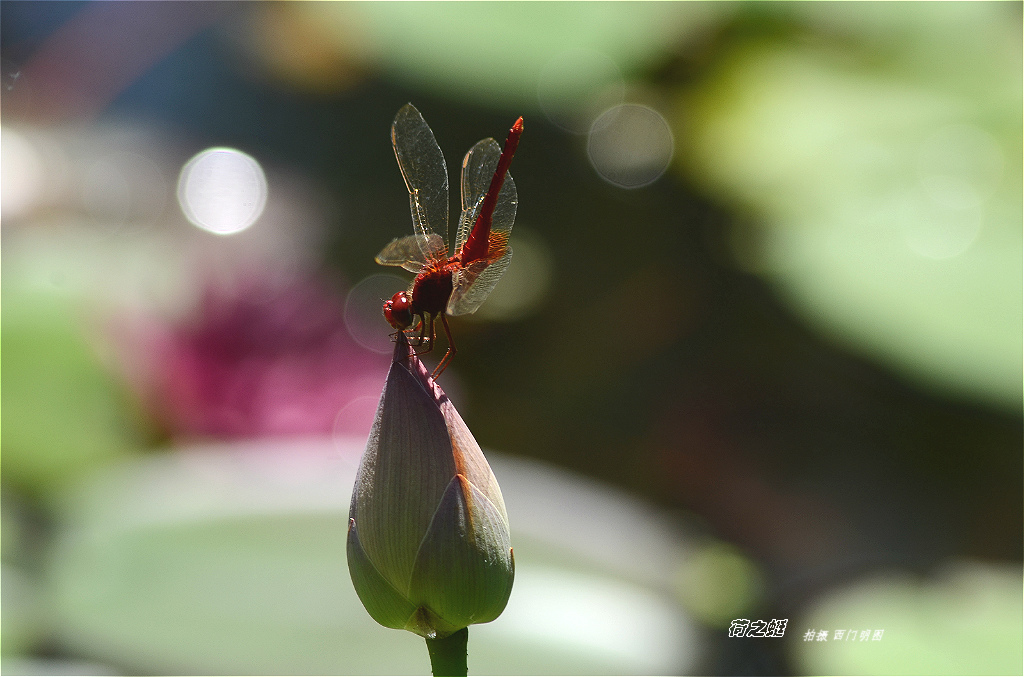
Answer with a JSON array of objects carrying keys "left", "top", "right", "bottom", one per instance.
[
  {"left": 447, "top": 248, "right": 513, "bottom": 316},
  {"left": 489, "top": 172, "right": 517, "bottom": 243},
  {"left": 376, "top": 233, "right": 444, "bottom": 273},
  {"left": 392, "top": 104, "right": 449, "bottom": 255},
  {"left": 456, "top": 148, "right": 518, "bottom": 259},
  {"left": 456, "top": 138, "right": 500, "bottom": 253}
]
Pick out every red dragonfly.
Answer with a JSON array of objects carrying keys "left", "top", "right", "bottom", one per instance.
[{"left": 377, "top": 103, "right": 523, "bottom": 378}]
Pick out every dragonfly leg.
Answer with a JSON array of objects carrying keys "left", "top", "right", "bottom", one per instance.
[
  {"left": 430, "top": 314, "right": 457, "bottom": 380},
  {"left": 410, "top": 314, "right": 435, "bottom": 356},
  {"left": 391, "top": 316, "right": 426, "bottom": 345},
  {"left": 397, "top": 317, "right": 426, "bottom": 348}
]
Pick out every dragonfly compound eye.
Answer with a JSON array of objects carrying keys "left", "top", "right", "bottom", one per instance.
[{"left": 383, "top": 291, "right": 414, "bottom": 330}]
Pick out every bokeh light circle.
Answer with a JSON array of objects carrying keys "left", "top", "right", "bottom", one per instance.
[
  {"left": 177, "top": 147, "right": 268, "bottom": 235},
  {"left": 473, "top": 227, "right": 554, "bottom": 322},
  {"left": 901, "top": 190, "right": 983, "bottom": 260},
  {"left": 332, "top": 394, "right": 382, "bottom": 449},
  {"left": 537, "top": 49, "right": 625, "bottom": 135},
  {"left": 82, "top": 152, "right": 167, "bottom": 232},
  {"left": 917, "top": 124, "right": 1003, "bottom": 211},
  {"left": 1, "top": 127, "right": 45, "bottom": 221},
  {"left": 587, "top": 104, "right": 674, "bottom": 188},
  {"left": 344, "top": 274, "right": 409, "bottom": 354}
]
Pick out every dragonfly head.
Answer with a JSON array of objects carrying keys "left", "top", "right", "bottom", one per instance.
[{"left": 383, "top": 291, "right": 414, "bottom": 330}]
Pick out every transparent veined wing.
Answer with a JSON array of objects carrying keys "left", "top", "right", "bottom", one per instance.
[
  {"left": 488, "top": 172, "right": 517, "bottom": 249},
  {"left": 391, "top": 104, "right": 449, "bottom": 260},
  {"left": 455, "top": 138, "right": 499, "bottom": 254},
  {"left": 376, "top": 233, "right": 445, "bottom": 273},
  {"left": 447, "top": 248, "right": 513, "bottom": 316},
  {"left": 455, "top": 139, "right": 519, "bottom": 258}
]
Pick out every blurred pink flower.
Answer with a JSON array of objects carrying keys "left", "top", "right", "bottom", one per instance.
[{"left": 127, "top": 274, "right": 390, "bottom": 440}]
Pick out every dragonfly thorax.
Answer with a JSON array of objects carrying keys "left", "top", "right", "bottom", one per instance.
[{"left": 410, "top": 264, "right": 455, "bottom": 317}]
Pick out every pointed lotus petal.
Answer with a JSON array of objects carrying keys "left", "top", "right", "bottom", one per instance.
[
  {"left": 408, "top": 474, "right": 514, "bottom": 635},
  {"left": 346, "top": 517, "right": 418, "bottom": 630},
  {"left": 442, "top": 399, "right": 509, "bottom": 526},
  {"left": 349, "top": 342, "right": 458, "bottom": 595},
  {"left": 347, "top": 337, "right": 514, "bottom": 639}
]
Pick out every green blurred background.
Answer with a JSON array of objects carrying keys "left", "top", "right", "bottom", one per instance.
[{"left": 2, "top": 2, "right": 1021, "bottom": 675}]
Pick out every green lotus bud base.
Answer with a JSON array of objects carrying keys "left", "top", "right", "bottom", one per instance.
[{"left": 425, "top": 626, "right": 469, "bottom": 677}]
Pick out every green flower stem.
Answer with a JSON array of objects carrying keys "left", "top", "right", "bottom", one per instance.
[{"left": 425, "top": 627, "right": 469, "bottom": 677}]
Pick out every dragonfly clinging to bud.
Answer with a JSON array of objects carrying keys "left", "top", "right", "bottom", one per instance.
[{"left": 376, "top": 104, "right": 523, "bottom": 380}]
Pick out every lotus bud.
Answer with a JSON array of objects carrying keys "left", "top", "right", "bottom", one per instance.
[{"left": 347, "top": 336, "right": 514, "bottom": 640}]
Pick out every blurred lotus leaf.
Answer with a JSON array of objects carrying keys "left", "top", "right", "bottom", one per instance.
[
  {"left": 2, "top": 284, "right": 138, "bottom": 497},
  {"left": 681, "top": 3, "right": 1022, "bottom": 409},
  {"left": 793, "top": 562, "right": 1023, "bottom": 675},
  {"left": 43, "top": 440, "right": 698, "bottom": 675},
  {"left": 286, "top": 2, "right": 728, "bottom": 108}
]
